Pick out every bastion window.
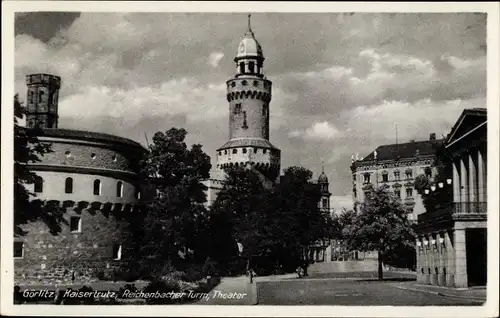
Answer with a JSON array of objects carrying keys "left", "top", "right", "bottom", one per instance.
[
  {"left": 322, "top": 198, "right": 328, "bottom": 208},
  {"left": 116, "top": 181, "right": 123, "bottom": 198},
  {"left": 34, "top": 176, "right": 43, "bottom": 193},
  {"left": 65, "top": 177, "right": 73, "bottom": 194},
  {"left": 14, "top": 241, "right": 24, "bottom": 259},
  {"left": 112, "top": 244, "right": 122, "bottom": 260},
  {"left": 234, "top": 103, "right": 242, "bottom": 115},
  {"left": 93, "top": 179, "right": 101, "bottom": 195},
  {"left": 70, "top": 216, "right": 82, "bottom": 233}
]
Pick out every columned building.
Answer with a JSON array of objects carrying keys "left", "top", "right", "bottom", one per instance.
[{"left": 416, "top": 108, "right": 487, "bottom": 288}]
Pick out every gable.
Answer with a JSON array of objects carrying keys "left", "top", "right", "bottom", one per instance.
[{"left": 446, "top": 108, "right": 487, "bottom": 145}]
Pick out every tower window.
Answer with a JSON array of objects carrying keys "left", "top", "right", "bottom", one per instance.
[
  {"left": 14, "top": 242, "right": 24, "bottom": 259},
  {"left": 243, "top": 148, "right": 247, "bottom": 154},
  {"left": 242, "top": 111, "right": 248, "bottom": 129},
  {"left": 65, "top": 177, "right": 73, "bottom": 194},
  {"left": 70, "top": 216, "right": 82, "bottom": 233},
  {"left": 65, "top": 151, "right": 71, "bottom": 158},
  {"left": 232, "top": 149, "right": 237, "bottom": 154},
  {"left": 234, "top": 103, "right": 242, "bottom": 115},
  {"left": 322, "top": 198, "right": 328, "bottom": 208},
  {"left": 224, "top": 150, "right": 227, "bottom": 155},
  {"left": 242, "top": 80, "right": 248, "bottom": 86},
  {"left": 93, "top": 179, "right": 101, "bottom": 195},
  {"left": 34, "top": 176, "right": 43, "bottom": 193},
  {"left": 116, "top": 181, "right": 123, "bottom": 198},
  {"left": 112, "top": 244, "right": 122, "bottom": 260},
  {"left": 29, "top": 91, "right": 34, "bottom": 103},
  {"left": 239, "top": 62, "right": 245, "bottom": 74},
  {"left": 263, "top": 149, "right": 267, "bottom": 154},
  {"left": 38, "top": 90, "right": 44, "bottom": 103},
  {"left": 91, "top": 153, "right": 97, "bottom": 160},
  {"left": 253, "top": 148, "right": 258, "bottom": 153},
  {"left": 231, "top": 82, "right": 236, "bottom": 88},
  {"left": 262, "top": 104, "right": 268, "bottom": 116},
  {"left": 248, "top": 61, "right": 255, "bottom": 73},
  {"left": 253, "top": 80, "right": 259, "bottom": 87}
]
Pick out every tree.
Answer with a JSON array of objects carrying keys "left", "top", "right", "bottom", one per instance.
[
  {"left": 14, "top": 94, "right": 53, "bottom": 236},
  {"left": 343, "top": 185, "right": 415, "bottom": 280},
  {"left": 210, "top": 167, "right": 273, "bottom": 281},
  {"left": 135, "top": 128, "right": 211, "bottom": 275}
]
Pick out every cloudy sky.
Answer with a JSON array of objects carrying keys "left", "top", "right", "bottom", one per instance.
[{"left": 14, "top": 12, "right": 486, "bottom": 210}]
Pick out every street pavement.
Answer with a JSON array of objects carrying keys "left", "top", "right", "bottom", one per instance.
[{"left": 256, "top": 278, "right": 485, "bottom": 306}]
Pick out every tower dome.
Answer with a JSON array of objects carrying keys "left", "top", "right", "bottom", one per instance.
[
  {"left": 318, "top": 172, "right": 329, "bottom": 183},
  {"left": 236, "top": 15, "right": 263, "bottom": 59},
  {"left": 318, "top": 163, "right": 328, "bottom": 183}
]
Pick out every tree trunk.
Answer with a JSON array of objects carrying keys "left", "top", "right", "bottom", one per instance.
[{"left": 377, "top": 250, "right": 383, "bottom": 280}]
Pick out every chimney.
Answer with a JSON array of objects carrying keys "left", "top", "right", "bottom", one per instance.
[
  {"left": 429, "top": 133, "right": 436, "bottom": 140},
  {"left": 410, "top": 139, "right": 415, "bottom": 143}
]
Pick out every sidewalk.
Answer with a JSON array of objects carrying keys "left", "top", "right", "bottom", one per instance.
[
  {"left": 393, "top": 281, "right": 486, "bottom": 301},
  {"left": 195, "top": 275, "right": 254, "bottom": 305}
]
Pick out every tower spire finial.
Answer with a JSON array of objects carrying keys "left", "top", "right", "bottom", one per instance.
[
  {"left": 321, "top": 161, "right": 324, "bottom": 173},
  {"left": 247, "top": 14, "right": 253, "bottom": 34}
]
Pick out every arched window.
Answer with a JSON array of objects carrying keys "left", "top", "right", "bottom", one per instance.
[
  {"left": 116, "top": 181, "right": 123, "bottom": 198},
  {"left": 239, "top": 62, "right": 245, "bottom": 74},
  {"left": 232, "top": 149, "right": 237, "bottom": 154},
  {"left": 34, "top": 176, "right": 43, "bottom": 193},
  {"left": 38, "top": 90, "right": 44, "bottom": 103},
  {"left": 248, "top": 61, "right": 255, "bottom": 73},
  {"left": 65, "top": 177, "right": 73, "bottom": 194},
  {"left": 93, "top": 179, "right": 101, "bottom": 195}
]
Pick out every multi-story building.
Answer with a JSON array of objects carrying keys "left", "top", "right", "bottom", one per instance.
[
  {"left": 351, "top": 134, "right": 443, "bottom": 222},
  {"left": 416, "top": 108, "right": 487, "bottom": 288},
  {"left": 14, "top": 74, "right": 146, "bottom": 284}
]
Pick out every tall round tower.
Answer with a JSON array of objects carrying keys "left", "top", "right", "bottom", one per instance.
[
  {"left": 25, "top": 73, "right": 61, "bottom": 129},
  {"left": 216, "top": 15, "right": 281, "bottom": 181}
]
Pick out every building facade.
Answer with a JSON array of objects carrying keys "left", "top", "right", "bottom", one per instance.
[
  {"left": 351, "top": 134, "right": 442, "bottom": 222},
  {"left": 416, "top": 108, "right": 487, "bottom": 288},
  {"left": 14, "top": 74, "right": 146, "bottom": 284}
]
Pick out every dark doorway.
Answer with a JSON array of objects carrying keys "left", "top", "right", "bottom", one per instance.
[{"left": 466, "top": 228, "right": 487, "bottom": 286}]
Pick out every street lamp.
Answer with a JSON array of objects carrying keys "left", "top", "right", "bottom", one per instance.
[
  {"left": 430, "top": 185, "right": 436, "bottom": 192},
  {"left": 446, "top": 178, "right": 452, "bottom": 185},
  {"left": 438, "top": 182, "right": 444, "bottom": 188},
  {"left": 424, "top": 189, "right": 430, "bottom": 194}
]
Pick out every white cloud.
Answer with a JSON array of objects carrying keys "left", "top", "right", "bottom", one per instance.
[
  {"left": 208, "top": 52, "right": 224, "bottom": 68},
  {"left": 289, "top": 121, "right": 341, "bottom": 140}
]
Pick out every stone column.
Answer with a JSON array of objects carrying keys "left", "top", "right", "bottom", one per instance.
[
  {"left": 445, "top": 230, "right": 455, "bottom": 287},
  {"left": 452, "top": 160, "right": 461, "bottom": 203},
  {"left": 437, "top": 233, "right": 446, "bottom": 286},
  {"left": 429, "top": 234, "right": 438, "bottom": 285},
  {"left": 460, "top": 157, "right": 469, "bottom": 204},
  {"left": 468, "top": 153, "right": 477, "bottom": 204},
  {"left": 424, "top": 235, "right": 431, "bottom": 284},
  {"left": 454, "top": 228, "right": 468, "bottom": 288},
  {"left": 416, "top": 238, "right": 422, "bottom": 283},
  {"left": 477, "top": 150, "right": 486, "bottom": 202}
]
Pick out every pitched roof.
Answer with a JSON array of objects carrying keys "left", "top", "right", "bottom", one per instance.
[
  {"left": 217, "top": 138, "right": 279, "bottom": 150},
  {"left": 361, "top": 139, "right": 443, "bottom": 162}
]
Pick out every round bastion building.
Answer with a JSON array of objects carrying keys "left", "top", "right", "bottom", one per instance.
[
  {"left": 15, "top": 73, "right": 146, "bottom": 284},
  {"left": 216, "top": 16, "right": 281, "bottom": 182}
]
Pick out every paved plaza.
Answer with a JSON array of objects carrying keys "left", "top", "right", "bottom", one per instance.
[{"left": 196, "top": 271, "right": 485, "bottom": 306}]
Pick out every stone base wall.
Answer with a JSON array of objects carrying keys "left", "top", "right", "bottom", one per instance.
[{"left": 14, "top": 206, "right": 134, "bottom": 285}]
